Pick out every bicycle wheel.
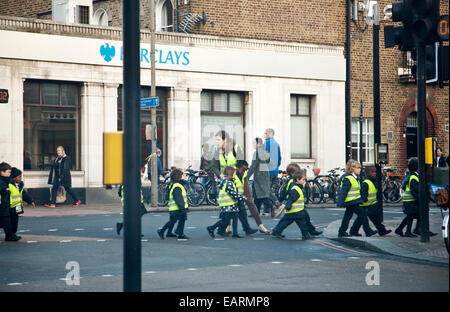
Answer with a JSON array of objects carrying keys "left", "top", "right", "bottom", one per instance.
[
  {"left": 186, "top": 182, "right": 206, "bottom": 207},
  {"left": 157, "top": 183, "right": 168, "bottom": 207},
  {"left": 305, "top": 180, "right": 324, "bottom": 204},
  {"left": 331, "top": 182, "right": 340, "bottom": 204},
  {"left": 205, "top": 183, "right": 219, "bottom": 206},
  {"left": 314, "top": 176, "right": 333, "bottom": 203}
]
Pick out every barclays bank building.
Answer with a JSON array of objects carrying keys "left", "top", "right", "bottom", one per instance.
[{"left": 0, "top": 6, "right": 346, "bottom": 204}]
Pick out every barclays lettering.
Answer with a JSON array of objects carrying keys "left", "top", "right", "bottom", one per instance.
[{"left": 101, "top": 43, "right": 190, "bottom": 66}]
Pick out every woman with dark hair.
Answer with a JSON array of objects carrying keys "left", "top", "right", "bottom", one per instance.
[
  {"left": 207, "top": 130, "right": 244, "bottom": 177},
  {"left": 247, "top": 137, "right": 274, "bottom": 217},
  {"left": 45, "top": 146, "right": 81, "bottom": 208}
]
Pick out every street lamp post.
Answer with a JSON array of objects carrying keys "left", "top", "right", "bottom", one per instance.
[{"left": 150, "top": 0, "right": 158, "bottom": 208}]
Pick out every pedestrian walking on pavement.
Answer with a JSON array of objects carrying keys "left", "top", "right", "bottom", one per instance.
[
  {"left": 264, "top": 128, "right": 282, "bottom": 183},
  {"left": 157, "top": 169, "right": 189, "bottom": 239},
  {"left": 271, "top": 170, "right": 311, "bottom": 240},
  {"left": 45, "top": 146, "right": 81, "bottom": 208},
  {"left": 352, "top": 166, "right": 391, "bottom": 236},
  {"left": 8, "top": 167, "right": 35, "bottom": 238},
  {"left": 247, "top": 137, "right": 275, "bottom": 217},
  {"left": 207, "top": 166, "right": 246, "bottom": 238},
  {"left": 337, "top": 159, "right": 377, "bottom": 237},
  {"left": 0, "top": 162, "right": 20, "bottom": 242},
  {"left": 116, "top": 184, "right": 148, "bottom": 236},
  {"left": 277, "top": 163, "right": 322, "bottom": 236}
]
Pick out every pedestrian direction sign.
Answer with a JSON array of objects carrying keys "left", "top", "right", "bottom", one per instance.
[{"left": 140, "top": 97, "right": 159, "bottom": 108}]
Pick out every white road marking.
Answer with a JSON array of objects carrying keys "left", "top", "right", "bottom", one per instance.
[
  {"left": 186, "top": 268, "right": 198, "bottom": 271},
  {"left": 48, "top": 229, "right": 58, "bottom": 232},
  {"left": 210, "top": 216, "right": 219, "bottom": 218},
  {"left": 214, "top": 238, "right": 225, "bottom": 241},
  {"left": 348, "top": 256, "right": 360, "bottom": 259},
  {"left": 18, "top": 230, "right": 30, "bottom": 233},
  {"left": 27, "top": 241, "right": 38, "bottom": 244},
  {"left": 103, "top": 228, "right": 113, "bottom": 231},
  {"left": 311, "top": 259, "right": 322, "bottom": 262},
  {"left": 153, "top": 214, "right": 161, "bottom": 217},
  {"left": 271, "top": 261, "right": 283, "bottom": 264},
  {"left": 177, "top": 239, "right": 188, "bottom": 241},
  {"left": 253, "top": 238, "right": 265, "bottom": 240},
  {"left": 101, "top": 275, "right": 113, "bottom": 277},
  {"left": 97, "top": 239, "right": 106, "bottom": 242},
  {"left": 60, "top": 240, "right": 72, "bottom": 243},
  {"left": 186, "top": 227, "right": 197, "bottom": 229},
  {"left": 228, "top": 264, "right": 242, "bottom": 267},
  {"left": 144, "top": 271, "right": 157, "bottom": 274},
  {"left": 74, "top": 228, "right": 85, "bottom": 231},
  {"left": 8, "top": 283, "right": 23, "bottom": 286},
  {"left": 141, "top": 239, "right": 148, "bottom": 242}
]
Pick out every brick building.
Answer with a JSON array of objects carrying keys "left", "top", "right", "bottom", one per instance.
[{"left": 0, "top": 0, "right": 448, "bottom": 203}]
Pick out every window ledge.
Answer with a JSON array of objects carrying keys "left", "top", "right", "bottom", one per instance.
[{"left": 290, "top": 159, "right": 315, "bottom": 163}]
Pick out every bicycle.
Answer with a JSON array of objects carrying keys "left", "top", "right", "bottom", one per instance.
[
  {"left": 313, "top": 167, "right": 344, "bottom": 204},
  {"left": 381, "top": 167, "right": 403, "bottom": 204},
  {"left": 183, "top": 166, "right": 207, "bottom": 207}
]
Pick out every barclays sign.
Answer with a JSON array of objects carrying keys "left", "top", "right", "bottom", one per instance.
[{"left": 100, "top": 42, "right": 190, "bottom": 66}]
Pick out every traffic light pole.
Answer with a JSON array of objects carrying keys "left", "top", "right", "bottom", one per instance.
[
  {"left": 416, "top": 43, "right": 430, "bottom": 243},
  {"left": 122, "top": 0, "right": 142, "bottom": 292},
  {"left": 372, "top": 9, "right": 383, "bottom": 221},
  {"left": 345, "top": 0, "right": 352, "bottom": 163}
]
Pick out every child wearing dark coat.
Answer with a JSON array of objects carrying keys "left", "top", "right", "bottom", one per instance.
[
  {"left": 207, "top": 166, "right": 246, "bottom": 238},
  {"left": 157, "top": 169, "right": 189, "bottom": 239},
  {"left": 9, "top": 168, "right": 35, "bottom": 238}
]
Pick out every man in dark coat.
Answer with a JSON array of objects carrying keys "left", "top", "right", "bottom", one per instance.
[{"left": 45, "top": 146, "right": 81, "bottom": 208}]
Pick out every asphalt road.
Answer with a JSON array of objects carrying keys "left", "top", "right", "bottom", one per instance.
[{"left": 0, "top": 207, "right": 448, "bottom": 292}]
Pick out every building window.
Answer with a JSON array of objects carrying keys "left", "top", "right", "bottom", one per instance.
[
  {"left": 77, "top": 5, "right": 90, "bottom": 24},
  {"left": 23, "top": 80, "right": 81, "bottom": 170},
  {"left": 351, "top": 118, "right": 374, "bottom": 164},
  {"left": 117, "top": 86, "right": 168, "bottom": 168},
  {"left": 157, "top": 0, "right": 174, "bottom": 31},
  {"left": 201, "top": 90, "right": 245, "bottom": 154},
  {"left": 290, "top": 95, "right": 311, "bottom": 159}
]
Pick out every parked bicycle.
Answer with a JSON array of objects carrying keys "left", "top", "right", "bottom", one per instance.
[
  {"left": 313, "top": 167, "right": 345, "bottom": 204},
  {"left": 381, "top": 167, "right": 403, "bottom": 204}
]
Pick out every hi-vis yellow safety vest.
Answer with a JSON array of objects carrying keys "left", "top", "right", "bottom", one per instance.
[
  {"left": 9, "top": 183, "right": 23, "bottom": 212},
  {"left": 218, "top": 145, "right": 241, "bottom": 173},
  {"left": 168, "top": 183, "right": 188, "bottom": 211},
  {"left": 360, "top": 179, "right": 378, "bottom": 207},
  {"left": 402, "top": 174, "right": 419, "bottom": 202},
  {"left": 233, "top": 171, "right": 247, "bottom": 195},
  {"left": 286, "top": 185, "right": 305, "bottom": 214},
  {"left": 342, "top": 175, "right": 361, "bottom": 203},
  {"left": 218, "top": 181, "right": 237, "bottom": 207}
]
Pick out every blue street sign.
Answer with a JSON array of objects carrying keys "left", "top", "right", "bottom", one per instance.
[{"left": 140, "top": 97, "right": 159, "bottom": 108}]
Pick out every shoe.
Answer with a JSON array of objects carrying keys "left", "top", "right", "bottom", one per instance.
[
  {"left": 116, "top": 223, "right": 123, "bottom": 235},
  {"left": 302, "top": 235, "right": 312, "bottom": 240},
  {"left": 166, "top": 232, "right": 177, "bottom": 238},
  {"left": 310, "top": 230, "right": 323, "bottom": 236},
  {"left": 413, "top": 229, "right": 421, "bottom": 235},
  {"left": 72, "top": 200, "right": 81, "bottom": 207},
  {"left": 404, "top": 232, "right": 417, "bottom": 238},
  {"left": 5, "top": 235, "right": 21, "bottom": 242},
  {"left": 349, "top": 230, "right": 362, "bottom": 237},
  {"left": 379, "top": 229, "right": 392, "bottom": 236},
  {"left": 178, "top": 235, "right": 189, "bottom": 239},
  {"left": 338, "top": 232, "right": 350, "bottom": 237},
  {"left": 44, "top": 204, "right": 56, "bottom": 208},
  {"left": 157, "top": 229, "right": 164, "bottom": 239},
  {"left": 395, "top": 228, "right": 404, "bottom": 237},
  {"left": 206, "top": 226, "right": 215, "bottom": 238},
  {"left": 232, "top": 234, "right": 243, "bottom": 238},
  {"left": 245, "top": 228, "right": 258, "bottom": 236},
  {"left": 429, "top": 231, "right": 438, "bottom": 237},
  {"left": 271, "top": 231, "right": 283, "bottom": 239},
  {"left": 366, "top": 230, "right": 378, "bottom": 237},
  {"left": 261, "top": 212, "right": 270, "bottom": 217},
  {"left": 413, "top": 229, "right": 438, "bottom": 237}
]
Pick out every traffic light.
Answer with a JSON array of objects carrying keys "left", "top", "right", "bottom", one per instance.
[
  {"left": 438, "top": 44, "right": 449, "bottom": 84},
  {"left": 384, "top": 1, "right": 414, "bottom": 51},
  {"left": 411, "top": 43, "right": 438, "bottom": 83},
  {"left": 409, "top": 0, "right": 440, "bottom": 44}
]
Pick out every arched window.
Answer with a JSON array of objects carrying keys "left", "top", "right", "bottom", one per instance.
[
  {"left": 156, "top": 0, "right": 174, "bottom": 32},
  {"left": 93, "top": 8, "right": 109, "bottom": 27}
]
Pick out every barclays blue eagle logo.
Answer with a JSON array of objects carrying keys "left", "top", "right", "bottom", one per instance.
[{"left": 100, "top": 43, "right": 115, "bottom": 62}]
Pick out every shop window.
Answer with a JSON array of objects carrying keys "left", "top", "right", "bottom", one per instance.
[
  {"left": 201, "top": 90, "right": 245, "bottom": 155},
  {"left": 290, "top": 95, "right": 311, "bottom": 159},
  {"left": 351, "top": 118, "right": 374, "bottom": 164},
  {"left": 23, "top": 80, "right": 81, "bottom": 170},
  {"left": 117, "top": 86, "right": 168, "bottom": 168}
]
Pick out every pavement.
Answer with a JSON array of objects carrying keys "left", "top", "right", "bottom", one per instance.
[{"left": 20, "top": 201, "right": 449, "bottom": 266}]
